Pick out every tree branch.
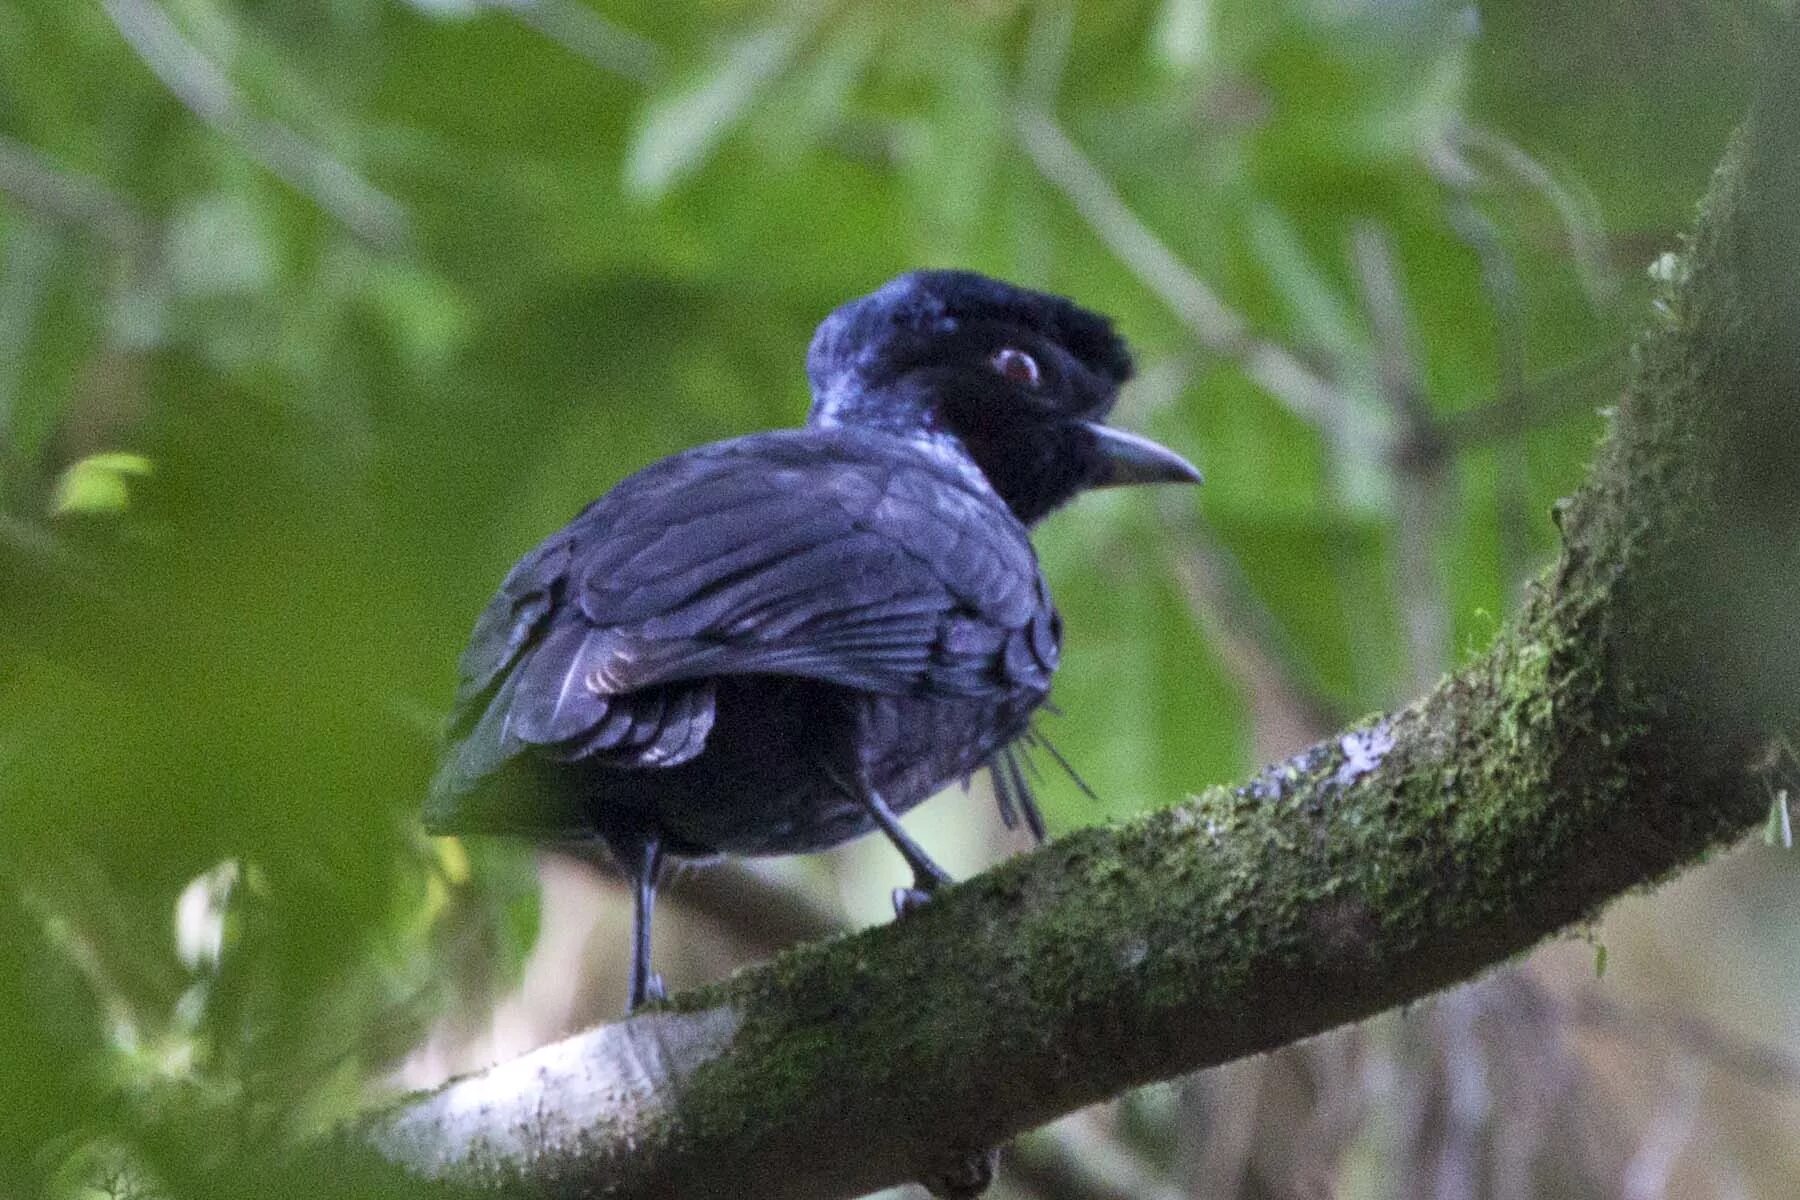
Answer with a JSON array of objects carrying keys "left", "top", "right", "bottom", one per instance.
[
  {"left": 347, "top": 29, "right": 1800, "bottom": 1200},
  {"left": 1013, "top": 108, "right": 1348, "bottom": 431},
  {"left": 99, "top": 0, "right": 408, "bottom": 247},
  {"left": 0, "top": 134, "right": 152, "bottom": 248}
]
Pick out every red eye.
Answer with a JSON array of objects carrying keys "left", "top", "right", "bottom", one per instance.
[{"left": 990, "top": 347, "right": 1041, "bottom": 388}]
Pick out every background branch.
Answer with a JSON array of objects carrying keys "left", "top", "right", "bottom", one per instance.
[
  {"left": 1014, "top": 108, "right": 1347, "bottom": 431},
  {"left": 484, "top": 0, "right": 664, "bottom": 85},
  {"left": 0, "top": 135, "right": 151, "bottom": 249},
  {"left": 99, "top": 0, "right": 408, "bottom": 247}
]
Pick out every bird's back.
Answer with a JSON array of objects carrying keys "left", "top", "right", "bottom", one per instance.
[{"left": 426, "top": 426, "right": 1060, "bottom": 857}]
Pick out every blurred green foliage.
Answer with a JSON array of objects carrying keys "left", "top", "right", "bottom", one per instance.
[{"left": 0, "top": 0, "right": 1784, "bottom": 1196}]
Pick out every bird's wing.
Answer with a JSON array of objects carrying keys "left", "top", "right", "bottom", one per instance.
[
  {"left": 517, "top": 444, "right": 1055, "bottom": 740},
  {"left": 429, "top": 435, "right": 1058, "bottom": 823},
  {"left": 446, "top": 527, "right": 573, "bottom": 727}
]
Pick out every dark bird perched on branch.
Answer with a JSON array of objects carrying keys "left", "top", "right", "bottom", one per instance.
[{"left": 425, "top": 270, "right": 1201, "bottom": 1012}]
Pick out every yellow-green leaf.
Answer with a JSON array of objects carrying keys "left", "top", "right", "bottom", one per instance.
[{"left": 51, "top": 452, "right": 153, "bottom": 516}]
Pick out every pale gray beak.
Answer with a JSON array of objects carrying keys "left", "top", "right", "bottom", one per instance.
[{"left": 1082, "top": 422, "right": 1204, "bottom": 489}]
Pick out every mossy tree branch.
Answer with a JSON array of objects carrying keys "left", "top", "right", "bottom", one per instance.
[{"left": 353, "top": 29, "right": 1800, "bottom": 1200}]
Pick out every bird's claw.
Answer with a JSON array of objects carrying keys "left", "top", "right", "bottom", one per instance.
[
  {"left": 892, "top": 886, "right": 934, "bottom": 916},
  {"left": 644, "top": 973, "right": 668, "bottom": 1003},
  {"left": 892, "top": 857, "right": 953, "bottom": 916},
  {"left": 922, "top": 1147, "right": 999, "bottom": 1199}
]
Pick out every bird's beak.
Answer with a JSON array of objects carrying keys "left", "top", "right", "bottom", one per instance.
[{"left": 1082, "top": 422, "right": 1204, "bottom": 489}]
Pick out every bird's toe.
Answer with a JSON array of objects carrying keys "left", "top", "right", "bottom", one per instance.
[{"left": 891, "top": 886, "right": 935, "bottom": 917}]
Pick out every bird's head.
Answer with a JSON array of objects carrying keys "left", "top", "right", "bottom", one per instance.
[{"left": 806, "top": 270, "right": 1201, "bottom": 525}]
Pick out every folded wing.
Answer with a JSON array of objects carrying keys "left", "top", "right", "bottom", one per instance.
[{"left": 426, "top": 431, "right": 1058, "bottom": 832}]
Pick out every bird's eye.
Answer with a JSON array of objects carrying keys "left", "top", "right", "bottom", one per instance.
[{"left": 990, "top": 347, "right": 1041, "bottom": 389}]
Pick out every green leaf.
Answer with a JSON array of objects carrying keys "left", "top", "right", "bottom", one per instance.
[
  {"left": 167, "top": 192, "right": 276, "bottom": 299},
  {"left": 50, "top": 452, "right": 153, "bottom": 516}
]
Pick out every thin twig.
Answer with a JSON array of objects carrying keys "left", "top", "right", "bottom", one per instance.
[
  {"left": 1122, "top": 353, "right": 1343, "bottom": 754},
  {"left": 0, "top": 135, "right": 152, "bottom": 249},
  {"left": 1176, "top": 1058, "right": 1269, "bottom": 1197},
  {"left": 1014, "top": 108, "right": 1345, "bottom": 430},
  {"left": 0, "top": 514, "right": 123, "bottom": 605},
  {"left": 1162, "top": 504, "right": 1343, "bottom": 760},
  {"left": 1444, "top": 201, "right": 1534, "bottom": 593},
  {"left": 1350, "top": 221, "right": 1451, "bottom": 691},
  {"left": 1434, "top": 132, "right": 1556, "bottom": 596},
  {"left": 663, "top": 859, "right": 845, "bottom": 951},
  {"left": 1430, "top": 987, "right": 1492, "bottom": 1200},
  {"left": 545, "top": 846, "right": 847, "bottom": 958},
  {"left": 99, "top": 0, "right": 408, "bottom": 248},
  {"left": 1568, "top": 992, "right": 1800, "bottom": 1095},
  {"left": 0, "top": 221, "right": 57, "bottom": 445},
  {"left": 1437, "top": 345, "right": 1628, "bottom": 450},
  {"left": 486, "top": 0, "right": 664, "bottom": 85},
  {"left": 1019, "top": 0, "right": 1075, "bottom": 114},
  {"left": 1454, "top": 121, "right": 1618, "bottom": 305},
  {"left": 1621, "top": 1057, "right": 1700, "bottom": 1200},
  {"left": 1009, "top": 1109, "right": 1189, "bottom": 1200}
]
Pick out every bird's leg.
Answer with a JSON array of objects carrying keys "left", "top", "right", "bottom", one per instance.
[
  {"left": 626, "top": 835, "right": 666, "bottom": 1014},
  {"left": 847, "top": 773, "right": 994, "bottom": 1193},
  {"left": 857, "top": 787, "right": 953, "bottom": 916}
]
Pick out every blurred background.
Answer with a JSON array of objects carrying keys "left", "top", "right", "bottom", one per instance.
[{"left": 3, "top": 1, "right": 1797, "bottom": 1196}]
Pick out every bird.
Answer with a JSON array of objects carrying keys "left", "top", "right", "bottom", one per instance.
[{"left": 424, "top": 269, "right": 1202, "bottom": 1013}]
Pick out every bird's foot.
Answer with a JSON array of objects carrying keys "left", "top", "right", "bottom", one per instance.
[
  {"left": 921, "top": 1146, "right": 999, "bottom": 1199},
  {"left": 625, "top": 972, "right": 668, "bottom": 1015},
  {"left": 891, "top": 860, "right": 952, "bottom": 917},
  {"left": 892, "top": 886, "right": 934, "bottom": 916}
]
